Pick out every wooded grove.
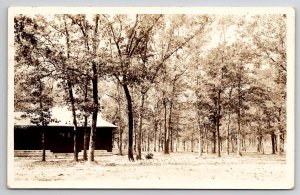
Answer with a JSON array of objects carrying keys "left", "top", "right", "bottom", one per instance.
[{"left": 14, "top": 13, "right": 287, "bottom": 162}]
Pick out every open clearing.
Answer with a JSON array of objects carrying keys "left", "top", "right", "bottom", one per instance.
[{"left": 13, "top": 152, "right": 286, "bottom": 185}]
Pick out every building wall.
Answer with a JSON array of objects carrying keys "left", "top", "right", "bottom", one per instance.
[{"left": 14, "top": 126, "right": 114, "bottom": 153}]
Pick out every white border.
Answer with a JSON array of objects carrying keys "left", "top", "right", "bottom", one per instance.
[{"left": 7, "top": 6, "right": 295, "bottom": 189}]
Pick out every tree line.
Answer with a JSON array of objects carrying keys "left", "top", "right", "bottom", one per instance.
[{"left": 14, "top": 14, "right": 287, "bottom": 162}]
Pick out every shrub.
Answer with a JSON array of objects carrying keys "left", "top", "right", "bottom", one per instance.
[{"left": 145, "top": 153, "right": 154, "bottom": 159}]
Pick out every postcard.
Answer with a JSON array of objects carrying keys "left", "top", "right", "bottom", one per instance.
[{"left": 7, "top": 7, "right": 295, "bottom": 189}]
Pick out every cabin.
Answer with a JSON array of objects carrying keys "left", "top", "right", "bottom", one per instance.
[{"left": 14, "top": 107, "right": 117, "bottom": 154}]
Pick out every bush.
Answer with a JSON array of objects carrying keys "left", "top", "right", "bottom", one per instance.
[{"left": 145, "top": 153, "right": 154, "bottom": 159}]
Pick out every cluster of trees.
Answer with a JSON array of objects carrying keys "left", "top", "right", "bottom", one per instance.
[{"left": 14, "top": 14, "right": 287, "bottom": 162}]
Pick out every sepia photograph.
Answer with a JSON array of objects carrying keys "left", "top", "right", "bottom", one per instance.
[{"left": 7, "top": 7, "right": 295, "bottom": 189}]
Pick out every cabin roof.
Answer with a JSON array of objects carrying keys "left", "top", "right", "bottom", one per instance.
[{"left": 14, "top": 107, "right": 117, "bottom": 128}]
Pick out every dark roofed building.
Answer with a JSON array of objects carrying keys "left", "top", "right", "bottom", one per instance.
[{"left": 14, "top": 107, "right": 117, "bottom": 154}]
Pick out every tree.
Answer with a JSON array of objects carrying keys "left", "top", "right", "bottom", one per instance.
[
  {"left": 106, "top": 14, "right": 209, "bottom": 160},
  {"left": 103, "top": 79, "right": 127, "bottom": 155},
  {"left": 247, "top": 14, "right": 287, "bottom": 154},
  {"left": 14, "top": 15, "right": 54, "bottom": 161},
  {"left": 106, "top": 14, "right": 164, "bottom": 161}
]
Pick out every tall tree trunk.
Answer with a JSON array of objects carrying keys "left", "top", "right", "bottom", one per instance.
[
  {"left": 271, "top": 132, "right": 276, "bottom": 154},
  {"left": 204, "top": 128, "right": 208, "bottom": 153},
  {"left": 163, "top": 99, "right": 169, "bottom": 154},
  {"left": 124, "top": 141, "right": 127, "bottom": 150},
  {"left": 216, "top": 123, "right": 220, "bottom": 156},
  {"left": 83, "top": 116, "right": 88, "bottom": 160},
  {"left": 212, "top": 131, "right": 216, "bottom": 153},
  {"left": 226, "top": 116, "right": 231, "bottom": 155},
  {"left": 117, "top": 84, "right": 123, "bottom": 155},
  {"left": 243, "top": 137, "right": 246, "bottom": 152},
  {"left": 237, "top": 77, "right": 242, "bottom": 156},
  {"left": 281, "top": 133, "right": 285, "bottom": 153},
  {"left": 147, "top": 135, "right": 150, "bottom": 152},
  {"left": 41, "top": 126, "right": 46, "bottom": 162},
  {"left": 154, "top": 121, "right": 158, "bottom": 152},
  {"left": 119, "top": 128, "right": 123, "bottom": 155},
  {"left": 64, "top": 18, "right": 78, "bottom": 162},
  {"left": 196, "top": 109, "right": 202, "bottom": 156},
  {"left": 78, "top": 21, "right": 91, "bottom": 161},
  {"left": 277, "top": 131, "right": 281, "bottom": 154},
  {"left": 216, "top": 89, "right": 221, "bottom": 157},
  {"left": 231, "top": 136, "right": 235, "bottom": 152},
  {"left": 134, "top": 120, "right": 137, "bottom": 152},
  {"left": 137, "top": 93, "right": 145, "bottom": 160},
  {"left": 141, "top": 133, "right": 144, "bottom": 152},
  {"left": 277, "top": 108, "right": 282, "bottom": 155},
  {"left": 226, "top": 88, "right": 232, "bottom": 155},
  {"left": 170, "top": 128, "right": 173, "bottom": 152},
  {"left": 158, "top": 122, "right": 161, "bottom": 152},
  {"left": 176, "top": 136, "right": 179, "bottom": 152},
  {"left": 257, "top": 136, "right": 261, "bottom": 153},
  {"left": 83, "top": 75, "right": 89, "bottom": 161},
  {"left": 198, "top": 129, "right": 202, "bottom": 156},
  {"left": 195, "top": 76, "right": 202, "bottom": 156},
  {"left": 168, "top": 101, "right": 173, "bottom": 153},
  {"left": 216, "top": 124, "right": 221, "bottom": 156},
  {"left": 67, "top": 81, "right": 79, "bottom": 162},
  {"left": 237, "top": 119, "right": 242, "bottom": 156},
  {"left": 262, "top": 137, "right": 265, "bottom": 154},
  {"left": 191, "top": 137, "right": 194, "bottom": 152},
  {"left": 38, "top": 80, "right": 46, "bottom": 162},
  {"left": 123, "top": 84, "right": 134, "bottom": 161},
  {"left": 88, "top": 62, "right": 99, "bottom": 162},
  {"left": 206, "top": 137, "right": 209, "bottom": 153}
]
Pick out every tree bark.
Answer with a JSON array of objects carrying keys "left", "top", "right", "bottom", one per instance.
[
  {"left": 276, "top": 108, "right": 282, "bottom": 155},
  {"left": 170, "top": 127, "right": 173, "bottom": 152},
  {"left": 271, "top": 132, "right": 276, "bottom": 154},
  {"left": 257, "top": 136, "right": 261, "bottom": 152},
  {"left": 141, "top": 133, "right": 144, "bottom": 152},
  {"left": 212, "top": 131, "right": 216, "bottom": 153},
  {"left": 237, "top": 76, "right": 242, "bottom": 156},
  {"left": 88, "top": 61, "right": 99, "bottom": 162},
  {"left": 176, "top": 130, "right": 179, "bottom": 152},
  {"left": 83, "top": 75, "right": 89, "bottom": 161},
  {"left": 216, "top": 89, "right": 221, "bottom": 157},
  {"left": 78, "top": 20, "right": 91, "bottom": 161},
  {"left": 41, "top": 127, "right": 46, "bottom": 162},
  {"left": 261, "top": 137, "right": 265, "bottom": 154},
  {"left": 137, "top": 93, "right": 145, "bottom": 160},
  {"left": 83, "top": 116, "right": 88, "bottom": 160},
  {"left": 117, "top": 112, "right": 123, "bottom": 155},
  {"left": 191, "top": 138, "right": 194, "bottom": 152},
  {"left": 64, "top": 18, "right": 78, "bottom": 162},
  {"left": 163, "top": 99, "right": 169, "bottom": 154},
  {"left": 226, "top": 88, "right": 232, "bottom": 155},
  {"left": 153, "top": 121, "right": 158, "bottom": 152},
  {"left": 281, "top": 133, "right": 285, "bottom": 153},
  {"left": 117, "top": 84, "right": 123, "bottom": 155},
  {"left": 123, "top": 84, "right": 134, "bottom": 161},
  {"left": 38, "top": 80, "right": 46, "bottom": 162},
  {"left": 158, "top": 122, "right": 162, "bottom": 152},
  {"left": 67, "top": 81, "right": 79, "bottom": 162},
  {"left": 206, "top": 137, "right": 209, "bottom": 153},
  {"left": 168, "top": 101, "right": 173, "bottom": 153},
  {"left": 226, "top": 117, "right": 231, "bottom": 155},
  {"left": 134, "top": 119, "right": 137, "bottom": 152},
  {"left": 147, "top": 135, "right": 150, "bottom": 152},
  {"left": 198, "top": 128, "right": 202, "bottom": 156}
]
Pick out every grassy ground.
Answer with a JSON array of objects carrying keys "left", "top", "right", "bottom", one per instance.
[{"left": 13, "top": 151, "right": 287, "bottom": 188}]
